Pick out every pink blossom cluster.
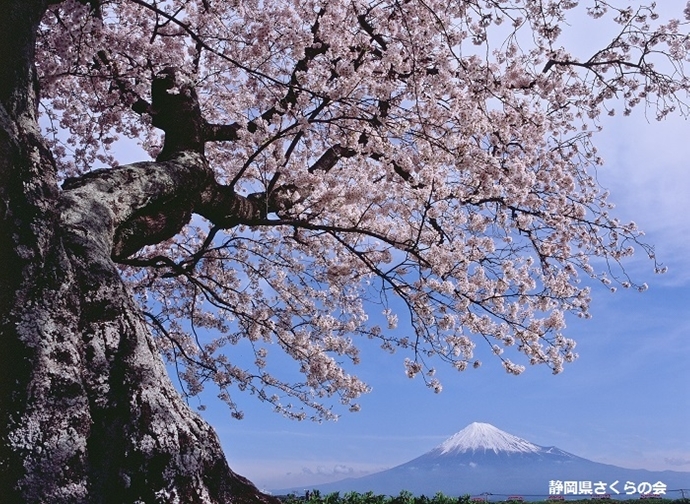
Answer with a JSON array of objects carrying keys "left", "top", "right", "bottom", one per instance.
[{"left": 36, "top": 0, "right": 687, "bottom": 420}]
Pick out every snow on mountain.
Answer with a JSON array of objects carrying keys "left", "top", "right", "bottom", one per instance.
[
  {"left": 276, "top": 422, "right": 690, "bottom": 497},
  {"left": 434, "top": 422, "right": 541, "bottom": 455}
]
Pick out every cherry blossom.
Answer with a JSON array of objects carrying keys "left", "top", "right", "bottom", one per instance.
[{"left": 35, "top": 0, "right": 689, "bottom": 420}]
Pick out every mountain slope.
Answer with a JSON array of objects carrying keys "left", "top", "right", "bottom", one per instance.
[{"left": 277, "top": 423, "right": 690, "bottom": 497}]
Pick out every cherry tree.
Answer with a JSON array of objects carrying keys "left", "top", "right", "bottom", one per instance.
[{"left": 1, "top": 0, "right": 688, "bottom": 501}]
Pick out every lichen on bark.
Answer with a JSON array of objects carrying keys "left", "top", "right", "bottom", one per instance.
[{"left": 0, "top": 2, "right": 277, "bottom": 502}]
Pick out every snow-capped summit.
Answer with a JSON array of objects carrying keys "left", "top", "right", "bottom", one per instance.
[
  {"left": 434, "top": 422, "right": 541, "bottom": 455},
  {"left": 278, "top": 421, "right": 690, "bottom": 497}
]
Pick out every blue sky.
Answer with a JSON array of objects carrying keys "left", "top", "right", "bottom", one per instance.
[{"left": 191, "top": 102, "right": 690, "bottom": 492}]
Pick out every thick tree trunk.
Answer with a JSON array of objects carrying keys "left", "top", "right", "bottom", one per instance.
[{"left": 0, "top": 2, "right": 278, "bottom": 502}]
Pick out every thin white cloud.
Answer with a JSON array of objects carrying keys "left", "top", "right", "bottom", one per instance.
[
  {"left": 664, "top": 457, "right": 690, "bottom": 467},
  {"left": 594, "top": 112, "right": 690, "bottom": 285},
  {"left": 302, "top": 464, "right": 357, "bottom": 476}
]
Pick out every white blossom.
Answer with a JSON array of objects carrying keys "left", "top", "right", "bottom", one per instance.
[{"left": 37, "top": 0, "right": 679, "bottom": 420}]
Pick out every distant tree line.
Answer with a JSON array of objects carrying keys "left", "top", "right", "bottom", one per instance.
[{"left": 278, "top": 491, "right": 687, "bottom": 504}]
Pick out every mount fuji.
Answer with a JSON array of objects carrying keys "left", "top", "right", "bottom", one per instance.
[{"left": 278, "top": 423, "right": 690, "bottom": 497}]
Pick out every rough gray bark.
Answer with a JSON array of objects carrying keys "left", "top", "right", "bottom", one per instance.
[{"left": 0, "top": 1, "right": 279, "bottom": 502}]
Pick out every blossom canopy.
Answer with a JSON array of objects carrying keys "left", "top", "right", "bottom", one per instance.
[{"left": 37, "top": 0, "right": 689, "bottom": 420}]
